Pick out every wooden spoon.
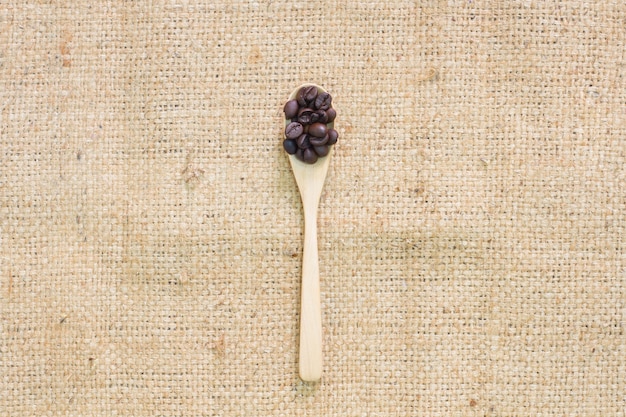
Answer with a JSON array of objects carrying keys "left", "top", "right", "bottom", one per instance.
[{"left": 286, "top": 84, "right": 333, "bottom": 382}]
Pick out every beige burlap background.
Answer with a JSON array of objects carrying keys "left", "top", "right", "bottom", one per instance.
[{"left": 1, "top": 1, "right": 625, "bottom": 415}]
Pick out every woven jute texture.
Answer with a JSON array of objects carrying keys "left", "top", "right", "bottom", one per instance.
[{"left": 1, "top": 1, "right": 625, "bottom": 415}]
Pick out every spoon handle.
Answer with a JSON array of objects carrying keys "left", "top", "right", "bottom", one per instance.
[{"left": 299, "top": 204, "right": 322, "bottom": 382}]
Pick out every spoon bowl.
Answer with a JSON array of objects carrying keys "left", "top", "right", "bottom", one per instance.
[{"left": 286, "top": 84, "right": 333, "bottom": 382}]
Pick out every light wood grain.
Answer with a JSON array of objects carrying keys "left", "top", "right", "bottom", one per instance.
[{"left": 287, "top": 84, "right": 333, "bottom": 382}]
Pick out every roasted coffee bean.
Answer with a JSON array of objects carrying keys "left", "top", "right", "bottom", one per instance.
[
  {"left": 308, "top": 122, "right": 327, "bottom": 138},
  {"left": 297, "top": 107, "right": 315, "bottom": 125},
  {"left": 297, "top": 86, "right": 317, "bottom": 106},
  {"left": 309, "top": 134, "right": 328, "bottom": 147},
  {"left": 283, "top": 139, "right": 298, "bottom": 155},
  {"left": 296, "top": 134, "right": 311, "bottom": 149},
  {"left": 313, "top": 145, "right": 329, "bottom": 157},
  {"left": 314, "top": 92, "right": 331, "bottom": 110},
  {"left": 283, "top": 99, "right": 299, "bottom": 119},
  {"left": 285, "top": 122, "right": 303, "bottom": 139},
  {"left": 298, "top": 107, "right": 314, "bottom": 116},
  {"left": 315, "top": 110, "right": 328, "bottom": 124},
  {"left": 326, "top": 108, "right": 336, "bottom": 123},
  {"left": 303, "top": 86, "right": 318, "bottom": 103},
  {"left": 303, "top": 147, "right": 318, "bottom": 164},
  {"left": 327, "top": 128, "right": 338, "bottom": 145},
  {"left": 296, "top": 89, "right": 306, "bottom": 106},
  {"left": 295, "top": 148, "right": 305, "bottom": 161},
  {"left": 297, "top": 114, "right": 311, "bottom": 125}
]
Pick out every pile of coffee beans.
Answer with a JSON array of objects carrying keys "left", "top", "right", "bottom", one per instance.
[{"left": 283, "top": 86, "right": 338, "bottom": 164}]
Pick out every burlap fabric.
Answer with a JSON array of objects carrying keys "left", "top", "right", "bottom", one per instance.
[{"left": 1, "top": 1, "right": 625, "bottom": 415}]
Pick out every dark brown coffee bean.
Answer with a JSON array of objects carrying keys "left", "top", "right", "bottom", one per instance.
[
  {"left": 314, "top": 92, "right": 331, "bottom": 110},
  {"left": 313, "top": 145, "right": 329, "bottom": 157},
  {"left": 315, "top": 110, "right": 328, "bottom": 124},
  {"left": 295, "top": 148, "right": 304, "bottom": 161},
  {"left": 297, "top": 86, "right": 317, "bottom": 106},
  {"left": 308, "top": 122, "right": 327, "bottom": 138},
  {"left": 296, "top": 134, "right": 311, "bottom": 149},
  {"left": 285, "top": 122, "right": 303, "bottom": 139},
  {"left": 296, "top": 88, "right": 306, "bottom": 106},
  {"left": 298, "top": 107, "right": 314, "bottom": 116},
  {"left": 283, "top": 139, "right": 298, "bottom": 154},
  {"left": 303, "top": 148, "right": 318, "bottom": 164},
  {"left": 327, "top": 128, "right": 338, "bottom": 145},
  {"left": 297, "top": 107, "right": 314, "bottom": 125},
  {"left": 297, "top": 89, "right": 306, "bottom": 106},
  {"left": 309, "top": 133, "right": 328, "bottom": 146},
  {"left": 303, "top": 86, "right": 318, "bottom": 103},
  {"left": 326, "top": 108, "right": 336, "bottom": 123},
  {"left": 283, "top": 100, "right": 299, "bottom": 119}
]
